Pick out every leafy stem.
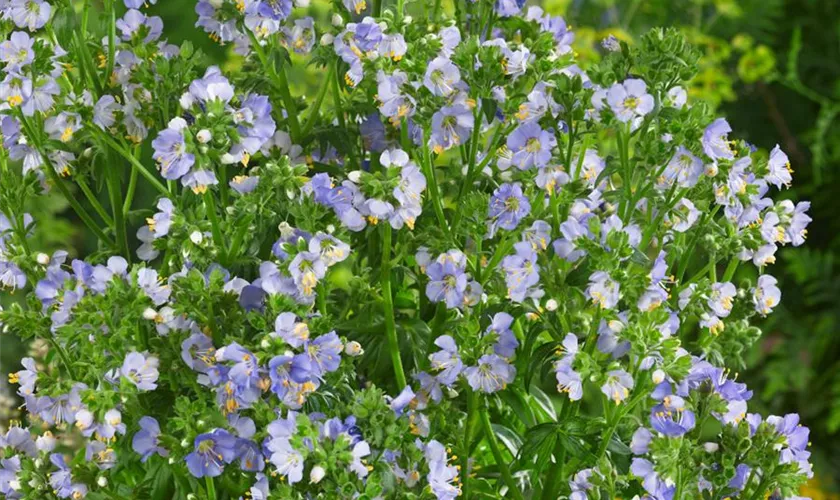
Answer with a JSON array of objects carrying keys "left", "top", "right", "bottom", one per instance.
[
  {"left": 381, "top": 224, "right": 408, "bottom": 389},
  {"left": 480, "top": 401, "right": 525, "bottom": 500}
]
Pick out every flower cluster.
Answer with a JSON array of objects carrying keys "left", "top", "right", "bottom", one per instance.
[{"left": 0, "top": 0, "right": 815, "bottom": 499}]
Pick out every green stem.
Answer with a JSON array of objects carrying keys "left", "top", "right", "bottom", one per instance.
[
  {"left": 301, "top": 64, "right": 335, "bottom": 137},
  {"left": 424, "top": 303, "right": 447, "bottom": 369},
  {"left": 105, "top": 0, "right": 116, "bottom": 87},
  {"left": 122, "top": 160, "right": 138, "bottom": 216},
  {"left": 372, "top": 0, "right": 382, "bottom": 16},
  {"left": 93, "top": 130, "right": 169, "bottom": 196},
  {"left": 48, "top": 337, "right": 78, "bottom": 381},
  {"left": 419, "top": 138, "right": 450, "bottom": 238},
  {"left": 203, "top": 191, "right": 228, "bottom": 264},
  {"left": 381, "top": 224, "right": 407, "bottom": 389},
  {"left": 75, "top": 177, "right": 113, "bottom": 227},
  {"left": 461, "top": 388, "right": 478, "bottom": 498},
  {"left": 722, "top": 257, "right": 740, "bottom": 282},
  {"left": 452, "top": 104, "right": 482, "bottom": 229},
  {"left": 105, "top": 150, "right": 129, "bottom": 259},
  {"left": 331, "top": 60, "right": 358, "bottom": 169},
  {"left": 395, "top": 0, "right": 405, "bottom": 24},
  {"left": 480, "top": 403, "right": 524, "bottom": 500},
  {"left": 205, "top": 476, "right": 216, "bottom": 500}
]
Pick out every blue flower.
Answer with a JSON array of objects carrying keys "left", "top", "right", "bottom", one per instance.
[
  {"left": 601, "top": 369, "right": 634, "bottom": 404},
  {"left": 702, "top": 118, "right": 735, "bottom": 161},
  {"left": 423, "top": 56, "right": 461, "bottom": 97},
  {"left": 502, "top": 241, "right": 541, "bottom": 302},
  {"left": 488, "top": 182, "right": 531, "bottom": 235},
  {"left": 507, "top": 121, "right": 556, "bottom": 170},
  {"left": 428, "top": 335, "right": 463, "bottom": 386},
  {"left": 587, "top": 271, "right": 620, "bottom": 309},
  {"left": 8, "top": 0, "right": 51, "bottom": 31},
  {"left": 607, "top": 79, "right": 654, "bottom": 123},
  {"left": 464, "top": 354, "right": 515, "bottom": 393},
  {"left": 305, "top": 331, "right": 343, "bottom": 377},
  {"left": 132, "top": 416, "right": 168, "bottom": 463},
  {"left": 151, "top": 127, "right": 194, "bottom": 181},
  {"left": 429, "top": 104, "right": 474, "bottom": 153},
  {"left": 185, "top": 429, "right": 238, "bottom": 478},
  {"left": 425, "top": 250, "right": 469, "bottom": 309},
  {"left": 121, "top": 351, "right": 160, "bottom": 391}
]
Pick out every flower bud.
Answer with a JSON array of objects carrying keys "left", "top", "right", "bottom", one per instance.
[
  {"left": 347, "top": 170, "right": 363, "bottom": 183},
  {"left": 83, "top": 147, "right": 94, "bottom": 158},
  {"left": 143, "top": 307, "right": 159, "bottom": 321},
  {"left": 97, "top": 477, "right": 108, "bottom": 487},
  {"left": 703, "top": 442, "right": 719, "bottom": 453},
  {"left": 310, "top": 465, "right": 326, "bottom": 484},
  {"left": 320, "top": 34, "right": 334, "bottom": 46},
  {"left": 208, "top": 0, "right": 223, "bottom": 7},
  {"left": 179, "top": 92, "right": 194, "bottom": 110},
  {"left": 545, "top": 298, "right": 558, "bottom": 311},
  {"left": 404, "top": 15, "right": 413, "bottom": 24},
  {"left": 704, "top": 162, "right": 718, "bottom": 177},
  {"left": 168, "top": 117, "right": 188, "bottom": 131},
  {"left": 36, "top": 253, "right": 50, "bottom": 265},
  {"left": 344, "top": 341, "right": 364, "bottom": 357},
  {"left": 190, "top": 231, "right": 204, "bottom": 245},
  {"left": 220, "top": 153, "right": 237, "bottom": 164},
  {"left": 196, "top": 129, "right": 212, "bottom": 144},
  {"left": 652, "top": 369, "right": 666, "bottom": 385},
  {"left": 295, "top": 0, "right": 310, "bottom": 6},
  {"left": 260, "top": 338, "right": 271, "bottom": 349},
  {"left": 326, "top": 224, "right": 336, "bottom": 234},
  {"left": 331, "top": 14, "right": 343, "bottom": 26}
]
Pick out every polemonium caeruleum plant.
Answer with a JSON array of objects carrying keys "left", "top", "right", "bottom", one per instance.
[{"left": 0, "top": 0, "right": 816, "bottom": 499}]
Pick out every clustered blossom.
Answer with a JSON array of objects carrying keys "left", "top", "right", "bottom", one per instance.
[{"left": 0, "top": 2, "right": 817, "bottom": 500}]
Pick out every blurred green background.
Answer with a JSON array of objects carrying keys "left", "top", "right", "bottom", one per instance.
[{"left": 1, "top": 0, "right": 839, "bottom": 496}]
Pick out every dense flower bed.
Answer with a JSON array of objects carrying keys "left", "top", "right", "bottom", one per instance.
[{"left": 0, "top": 0, "right": 815, "bottom": 499}]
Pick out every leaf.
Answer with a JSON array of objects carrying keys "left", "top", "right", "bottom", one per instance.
[
  {"left": 529, "top": 385, "right": 557, "bottom": 421},
  {"left": 491, "top": 423, "right": 523, "bottom": 456}
]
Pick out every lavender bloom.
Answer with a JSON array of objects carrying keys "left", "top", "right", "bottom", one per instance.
[
  {"left": 0, "top": 32, "right": 34, "bottom": 69},
  {"left": 273, "top": 312, "right": 309, "bottom": 348},
  {"left": 0, "top": 262, "right": 26, "bottom": 290},
  {"left": 428, "top": 335, "right": 463, "bottom": 386},
  {"left": 587, "top": 271, "right": 620, "bottom": 309},
  {"left": 569, "top": 468, "right": 595, "bottom": 500},
  {"left": 782, "top": 200, "right": 811, "bottom": 246},
  {"left": 495, "top": 0, "right": 523, "bottom": 17},
  {"left": 650, "top": 404, "right": 696, "bottom": 436},
  {"left": 766, "top": 145, "right": 792, "bottom": 188},
  {"left": 607, "top": 79, "right": 654, "bottom": 123},
  {"left": 188, "top": 67, "right": 235, "bottom": 105},
  {"left": 702, "top": 118, "right": 735, "bottom": 161},
  {"left": 753, "top": 274, "right": 781, "bottom": 316},
  {"left": 185, "top": 429, "right": 238, "bottom": 478},
  {"left": 0, "top": 456, "right": 22, "bottom": 498},
  {"left": 8, "top": 0, "right": 52, "bottom": 31},
  {"left": 288, "top": 251, "right": 326, "bottom": 301},
  {"left": 424, "top": 56, "right": 461, "bottom": 97},
  {"left": 666, "top": 198, "right": 700, "bottom": 232},
  {"left": 601, "top": 369, "right": 634, "bottom": 404},
  {"left": 728, "top": 464, "right": 752, "bottom": 492},
  {"left": 304, "top": 331, "right": 343, "bottom": 377},
  {"left": 488, "top": 182, "right": 531, "bottom": 235},
  {"left": 218, "top": 342, "right": 262, "bottom": 394},
  {"left": 429, "top": 104, "right": 474, "bottom": 153},
  {"left": 132, "top": 416, "right": 168, "bottom": 462},
  {"left": 707, "top": 282, "right": 736, "bottom": 318},
  {"left": 137, "top": 268, "right": 170, "bottom": 305},
  {"left": 464, "top": 354, "right": 515, "bottom": 393},
  {"left": 554, "top": 362, "right": 583, "bottom": 400},
  {"left": 659, "top": 146, "right": 703, "bottom": 189},
  {"left": 343, "top": 0, "right": 367, "bottom": 14},
  {"left": 283, "top": 17, "right": 315, "bottom": 54},
  {"left": 377, "top": 70, "right": 414, "bottom": 122},
  {"left": 266, "top": 438, "right": 304, "bottom": 484},
  {"left": 630, "top": 427, "right": 652, "bottom": 454},
  {"left": 48, "top": 454, "right": 87, "bottom": 499},
  {"left": 502, "top": 241, "right": 541, "bottom": 302},
  {"left": 121, "top": 351, "right": 160, "bottom": 391},
  {"left": 152, "top": 127, "right": 194, "bottom": 180},
  {"left": 486, "top": 312, "right": 519, "bottom": 358},
  {"left": 507, "top": 122, "right": 556, "bottom": 170},
  {"left": 116, "top": 9, "right": 163, "bottom": 43},
  {"left": 425, "top": 250, "right": 468, "bottom": 309}
]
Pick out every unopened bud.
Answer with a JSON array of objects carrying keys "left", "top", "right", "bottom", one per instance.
[
  {"left": 97, "top": 477, "right": 108, "bottom": 487},
  {"left": 196, "top": 129, "right": 212, "bottom": 144},
  {"left": 310, "top": 465, "right": 326, "bottom": 484},
  {"left": 331, "top": 14, "right": 343, "bottom": 26},
  {"left": 36, "top": 253, "right": 50, "bottom": 265},
  {"left": 295, "top": 0, "right": 310, "bottom": 6},
  {"left": 190, "top": 231, "right": 204, "bottom": 245},
  {"left": 344, "top": 341, "right": 364, "bottom": 357},
  {"left": 168, "top": 117, "right": 188, "bottom": 131},
  {"left": 652, "top": 369, "right": 666, "bottom": 385},
  {"left": 347, "top": 170, "right": 363, "bottom": 183},
  {"left": 545, "top": 298, "right": 558, "bottom": 311},
  {"left": 320, "top": 34, "right": 334, "bottom": 46},
  {"left": 703, "top": 442, "right": 719, "bottom": 453},
  {"left": 143, "top": 308, "right": 159, "bottom": 321}
]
